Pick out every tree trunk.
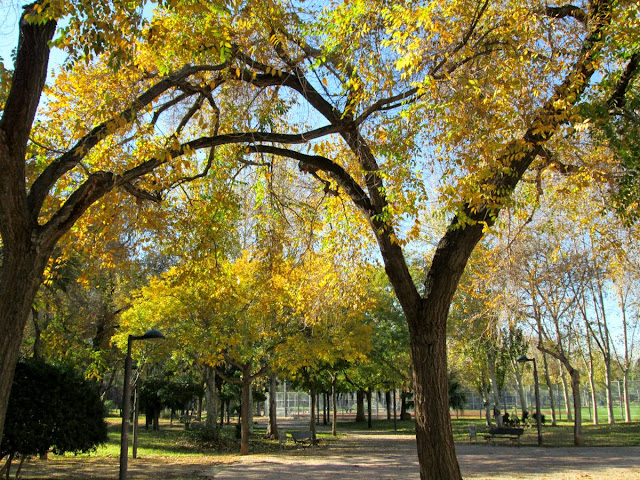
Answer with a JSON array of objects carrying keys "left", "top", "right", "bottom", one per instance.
[
  {"left": 331, "top": 375, "right": 338, "bottom": 436},
  {"left": 386, "top": 390, "right": 392, "bottom": 420},
  {"left": 585, "top": 319, "right": 599, "bottom": 425},
  {"left": 355, "top": 390, "right": 365, "bottom": 422},
  {"left": 409, "top": 306, "right": 461, "bottom": 480},
  {"left": 603, "top": 355, "right": 615, "bottom": 424},
  {"left": 588, "top": 366, "right": 599, "bottom": 425},
  {"left": 240, "top": 372, "right": 252, "bottom": 455},
  {"left": 559, "top": 362, "right": 573, "bottom": 421},
  {"left": 366, "top": 388, "right": 373, "bottom": 429},
  {"left": 265, "top": 373, "right": 278, "bottom": 439},
  {"left": 623, "top": 376, "right": 631, "bottom": 423},
  {"left": 203, "top": 366, "right": 219, "bottom": 438},
  {"left": 541, "top": 353, "right": 557, "bottom": 426},
  {"left": 248, "top": 388, "right": 254, "bottom": 433},
  {"left": 570, "top": 368, "right": 583, "bottom": 446},
  {"left": 0, "top": 253, "right": 51, "bottom": 444},
  {"left": 512, "top": 362, "right": 528, "bottom": 417},
  {"left": 487, "top": 352, "right": 503, "bottom": 428},
  {"left": 480, "top": 384, "right": 493, "bottom": 427},
  {"left": 309, "top": 383, "right": 317, "bottom": 443}
]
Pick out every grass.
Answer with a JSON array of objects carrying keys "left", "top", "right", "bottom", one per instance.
[
  {"left": 451, "top": 417, "right": 640, "bottom": 447},
  {"left": 331, "top": 415, "right": 640, "bottom": 447}
]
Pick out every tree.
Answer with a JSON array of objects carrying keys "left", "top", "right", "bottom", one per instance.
[
  {"left": 0, "top": 0, "right": 236, "bottom": 443},
  {"left": 1, "top": 3, "right": 636, "bottom": 480},
  {"left": 0, "top": 360, "right": 108, "bottom": 477}
]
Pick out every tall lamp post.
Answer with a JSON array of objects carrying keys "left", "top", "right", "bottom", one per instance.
[
  {"left": 119, "top": 330, "right": 165, "bottom": 480},
  {"left": 517, "top": 354, "right": 542, "bottom": 446}
]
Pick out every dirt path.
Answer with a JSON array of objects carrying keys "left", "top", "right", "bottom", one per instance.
[
  {"left": 16, "top": 430, "right": 640, "bottom": 479},
  {"left": 211, "top": 431, "right": 640, "bottom": 480}
]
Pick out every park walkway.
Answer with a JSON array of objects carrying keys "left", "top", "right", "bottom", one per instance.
[{"left": 211, "top": 429, "right": 640, "bottom": 480}]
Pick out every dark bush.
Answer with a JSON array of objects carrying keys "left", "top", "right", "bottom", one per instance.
[{"left": 1, "top": 360, "right": 108, "bottom": 462}]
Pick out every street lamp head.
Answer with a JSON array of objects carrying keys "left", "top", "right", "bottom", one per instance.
[
  {"left": 516, "top": 355, "right": 533, "bottom": 363},
  {"left": 140, "top": 329, "right": 165, "bottom": 340},
  {"left": 130, "top": 329, "right": 165, "bottom": 341}
]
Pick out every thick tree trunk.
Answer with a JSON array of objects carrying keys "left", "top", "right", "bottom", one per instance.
[
  {"left": 0, "top": 254, "right": 48, "bottom": 443},
  {"left": 409, "top": 308, "right": 461, "bottom": 480},
  {"left": 0, "top": 9, "right": 57, "bottom": 446}
]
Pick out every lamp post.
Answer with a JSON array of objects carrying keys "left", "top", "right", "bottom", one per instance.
[
  {"left": 119, "top": 330, "right": 165, "bottom": 480},
  {"left": 517, "top": 354, "right": 542, "bottom": 446}
]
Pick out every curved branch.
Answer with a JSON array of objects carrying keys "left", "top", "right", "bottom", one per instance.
[
  {"left": 246, "top": 145, "right": 375, "bottom": 216},
  {"left": 28, "top": 62, "right": 229, "bottom": 220},
  {"left": 607, "top": 51, "right": 640, "bottom": 111}
]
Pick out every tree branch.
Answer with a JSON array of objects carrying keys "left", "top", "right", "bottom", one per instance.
[
  {"left": 28, "top": 63, "right": 229, "bottom": 220},
  {"left": 607, "top": 51, "right": 640, "bottom": 111},
  {"left": 539, "top": 5, "right": 588, "bottom": 25}
]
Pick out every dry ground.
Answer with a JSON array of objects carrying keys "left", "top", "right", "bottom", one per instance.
[{"left": 15, "top": 430, "right": 640, "bottom": 479}]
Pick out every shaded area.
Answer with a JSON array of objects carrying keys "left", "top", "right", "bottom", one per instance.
[{"left": 15, "top": 428, "right": 640, "bottom": 480}]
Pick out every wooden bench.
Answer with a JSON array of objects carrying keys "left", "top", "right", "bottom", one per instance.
[
  {"left": 483, "top": 427, "right": 524, "bottom": 446},
  {"left": 290, "top": 431, "right": 317, "bottom": 448}
]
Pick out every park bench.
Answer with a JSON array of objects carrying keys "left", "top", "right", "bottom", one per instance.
[
  {"left": 483, "top": 427, "right": 524, "bottom": 446},
  {"left": 290, "top": 431, "right": 317, "bottom": 448}
]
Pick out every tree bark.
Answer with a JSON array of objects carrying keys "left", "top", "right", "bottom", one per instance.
[
  {"left": 366, "top": 388, "right": 373, "bottom": 429},
  {"left": 0, "top": 8, "right": 57, "bottom": 445},
  {"left": 487, "top": 350, "right": 504, "bottom": 428},
  {"left": 265, "top": 373, "right": 278, "bottom": 439},
  {"left": 559, "top": 362, "right": 573, "bottom": 421},
  {"left": 240, "top": 371, "right": 251, "bottom": 455},
  {"left": 355, "top": 390, "right": 365, "bottom": 422},
  {"left": 204, "top": 366, "right": 219, "bottom": 433},
  {"left": 570, "top": 368, "right": 583, "bottom": 446},
  {"left": 331, "top": 375, "right": 338, "bottom": 436},
  {"left": 309, "top": 383, "right": 317, "bottom": 443}
]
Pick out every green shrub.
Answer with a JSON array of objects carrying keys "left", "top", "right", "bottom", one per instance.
[{"left": 1, "top": 360, "right": 108, "bottom": 463}]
